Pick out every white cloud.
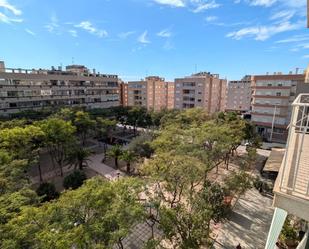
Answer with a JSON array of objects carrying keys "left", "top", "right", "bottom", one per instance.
[
  {"left": 227, "top": 20, "right": 305, "bottom": 41},
  {"left": 0, "top": 0, "right": 22, "bottom": 24},
  {"left": 270, "top": 10, "right": 295, "bottom": 22},
  {"left": 297, "top": 43, "right": 309, "bottom": 49},
  {"left": 153, "top": 0, "right": 220, "bottom": 12},
  {"left": 45, "top": 14, "right": 59, "bottom": 33},
  {"left": 75, "top": 21, "right": 108, "bottom": 38},
  {"left": 0, "top": 0, "right": 21, "bottom": 15},
  {"left": 249, "top": 0, "right": 276, "bottom": 7},
  {"left": 68, "top": 30, "right": 77, "bottom": 37},
  {"left": 302, "top": 55, "right": 309, "bottom": 59},
  {"left": 138, "top": 30, "right": 150, "bottom": 44},
  {"left": 276, "top": 34, "right": 309, "bottom": 43},
  {"left": 0, "top": 12, "right": 22, "bottom": 23},
  {"left": 25, "top": 28, "right": 35, "bottom": 36},
  {"left": 118, "top": 31, "right": 135, "bottom": 39},
  {"left": 157, "top": 29, "right": 172, "bottom": 37},
  {"left": 205, "top": 15, "right": 218, "bottom": 22},
  {"left": 153, "top": 0, "right": 185, "bottom": 7},
  {"left": 192, "top": 0, "right": 220, "bottom": 13},
  {"left": 283, "top": 0, "right": 306, "bottom": 9}
]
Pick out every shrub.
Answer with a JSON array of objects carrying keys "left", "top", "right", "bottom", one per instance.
[
  {"left": 36, "top": 182, "right": 59, "bottom": 202},
  {"left": 63, "top": 170, "right": 87, "bottom": 190}
]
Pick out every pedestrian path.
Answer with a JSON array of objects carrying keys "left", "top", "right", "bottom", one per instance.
[
  {"left": 87, "top": 153, "right": 126, "bottom": 180},
  {"left": 213, "top": 189, "right": 274, "bottom": 249}
]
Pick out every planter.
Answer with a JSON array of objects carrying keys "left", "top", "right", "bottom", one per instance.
[
  {"left": 224, "top": 196, "right": 233, "bottom": 205},
  {"left": 285, "top": 239, "right": 298, "bottom": 249}
]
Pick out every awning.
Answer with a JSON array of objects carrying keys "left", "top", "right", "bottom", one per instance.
[{"left": 263, "top": 148, "right": 285, "bottom": 173}]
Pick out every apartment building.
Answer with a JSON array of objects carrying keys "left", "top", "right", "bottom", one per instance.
[
  {"left": 119, "top": 81, "right": 128, "bottom": 107},
  {"left": 174, "top": 72, "right": 227, "bottom": 113},
  {"left": 226, "top": 75, "right": 252, "bottom": 113},
  {"left": 127, "top": 76, "right": 175, "bottom": 111},
  {"left": 0, "top": 61, "right": 119, "bottom": 114},
  {"left": 166, "top": 82, "right": 175, "bottom": 110},
  {"left": 251, "top": 72, "right": 308, "bottom": 143},
  {"left": 265, "top": 94, "right": 309, "bottom": 248}
]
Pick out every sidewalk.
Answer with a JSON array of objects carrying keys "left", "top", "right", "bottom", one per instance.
[
  {"left": 87, "top": 153, "right": 126, "bottom": 180},
  {"left": 213, "top": 189, "right": 274, "bottom": 249}
]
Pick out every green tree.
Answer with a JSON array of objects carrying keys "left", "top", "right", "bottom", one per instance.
[
  {"left": 73, "top": 111, "right": 96, "bottom": 146},
  {"left": 224, "top": 171, "right": 253, "bottom": 196},
  {"left": 36, "top": 182, "right": 59, "bottom": 202},
  {"left": 0, "top": 125, "right": 45, "bottom": 160},
  {"left": 66, "top": 147, "right": 91, "bottom": 171},
  {"left": 127, "top": 107, "right": 149, "bottom": 134},
  {"left": 96, "top": 117, "right": 117, "bottom": 144},
  {"left": 1, "top": 177, "right": 144, "bottom": 249},
  {"left": 39, "top": 118, "right": 76, "bottom": 176},
  {"left": 120, "top": 150, "right": 136, "bottom": 173},
  {"left": 128, "top": 132, "right": 154, "bottom": 158},
  {"left": 63, "top": 170, "right": 87, "bottom": 190},
  {"left": 107, "top": 145, "right": 123, "bottom": 168}
]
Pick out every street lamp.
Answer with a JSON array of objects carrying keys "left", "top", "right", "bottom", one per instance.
[{"left": 270, "top": 105, "right": 277, "bottom": 142}]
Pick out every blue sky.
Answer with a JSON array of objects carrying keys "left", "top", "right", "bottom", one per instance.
[{"left": 0, "top": 0, "right": 308, "bottom": 81}]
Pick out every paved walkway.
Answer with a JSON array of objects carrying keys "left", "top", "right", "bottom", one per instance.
[
  {"left": 213, "top": 189, "right": 274, "bottom": 249},
  {"left": 87, "top": 153, "right": 126, "bottom": 180}
]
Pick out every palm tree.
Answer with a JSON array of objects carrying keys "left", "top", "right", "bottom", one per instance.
[
  {"left": 120, "top": 150, "right": 136, "bottom": 173},
  {"left": 107, "top": 145, "right": 123, "bottom": 169},
  {"left": 67, "top": 147, "right": 92, "bottom": 170}
]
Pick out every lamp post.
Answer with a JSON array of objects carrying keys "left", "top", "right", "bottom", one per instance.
[{"left": 270, "top": 105, "right": 277, "bottom": 142}]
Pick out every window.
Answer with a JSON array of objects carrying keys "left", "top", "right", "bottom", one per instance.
[
  {"left": 276, "top": 92, "right": 281, "bottom": 96},
  {"left": 267, "top": 83, "right": 272, "bottom": 86},
  {"left": 197, "top": 99, "right": 202, "bottom": 102},
  {"left": 183, "top": 82, "right": 195, "bottom": 87}
]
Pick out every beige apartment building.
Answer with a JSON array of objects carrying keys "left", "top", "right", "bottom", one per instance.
[
  {"left": 166, "top": 81, "right": 175, "bottom": 110},
  {"left": 174, "top": 72, "right": 226, "bottom": 113},
  {"left": 0, "top": 61, "right": 119, "bottom": 115},
  {"left": 226, "top": 75, "right": 252, "bottom": 113},
  {"left": 119, "top": 81, "right": 128, "bottom": 107},
  {"left": 127, "top": 76, "right": 175, "bottom": 111},
  {"left": 251, "top": 72, "right": 308, "bottom": 143}
]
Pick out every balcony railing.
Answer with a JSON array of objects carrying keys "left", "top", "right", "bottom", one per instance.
[{"left": 277, "top": 94, "right": 309, "bottom": 201}]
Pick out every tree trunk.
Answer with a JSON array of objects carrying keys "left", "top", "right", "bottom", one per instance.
[
  {"left": 117, "top": 239, "right": 124, "bottom": 249},
  {"left": 126, "top": 162, "right": 130, "bottom": 173},
  {"left": 58, "top": 161, "right": 64, "bottom": 177},
  {"left": 38, "top": 161, "right": 43, "bottom": 183},
  {"left": 79, "top": 160, "right": 83, "bottom": 170},
  {"left": 225, "top": 154, "right": 230, "bottom": 170},
  {"left": 115, "top": 157, "right": 118, "bottom": 168}
]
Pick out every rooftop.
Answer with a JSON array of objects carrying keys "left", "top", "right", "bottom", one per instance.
[{"left": 0, "top": 63, "right": 117, "bottom": 79}]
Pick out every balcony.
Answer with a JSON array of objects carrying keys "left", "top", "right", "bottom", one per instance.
[{"left": 273, "top": 94, "right": 309, "bottom": 221}]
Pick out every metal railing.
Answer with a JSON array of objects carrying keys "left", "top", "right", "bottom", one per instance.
[{"left": 278, "top": 94, "right": 309, "bottom": 199}]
